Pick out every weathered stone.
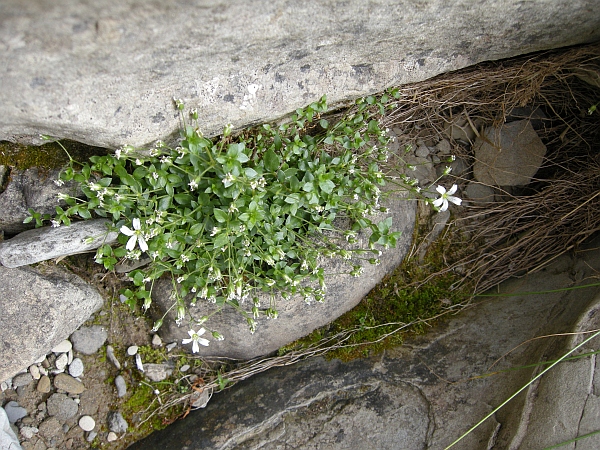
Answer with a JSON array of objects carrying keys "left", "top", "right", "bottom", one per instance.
[
  {"left": 47, "top": 393, "right": 79, "bottom": 421},
  {"left": 51, "top": 340, "right": 72, "bottom": 354},
  {"left": 53, "top": 373, "right": 85, "bottom": 394},
  {"left": 12, "top": 372, "right": 33, "bottom": 388},
  {"left": 0, "top": 407, "right": 22, "bottom": 449},
  {"left": 152, "top": 194, "right": 415, "bottom": 360},
  {"left": 473, "top": 120, "right": 547, "bottom": 186},
  {"left": 4, "top": 402, "right": 27, "bottom": 424},
  {"left": 114, "top": 375, "right": 127, "bottom": 398},
  {"left": 107, "top": 411, "right": 128, "bottom": 434},
  {"left": 0, "top": 264, "right": 104, "bottom": 382},
  {"left": 37, "top": 417, "right": 63, "bottom": 442},
  {"left": 105, "top": 345, "right": 121, "bottom": 370},
  {"left": 143, "top": 364, "right": 173, "bottom": 383},
  {"left": 36, "top": 376, "right": 51, "bottom": 394},
  {"left": 70, "top": 325, "right": 107, "bottom": 355},
  {"left": 0, "top": 219, "right": 118, "bottom": 268},
  {"left": 131, "top": 237, "right": 600, "bottom": 450},
  {"left": 68, "top": 358, "right": 84, "bottom": 378},
  {"left": 0, "top": 168, "right": 80, "bottom": 235},
  {"left": 464, "top": 182, "right": 497, "bottom": 204},
  {"left": 1, "top": 1, "right": 599, "bottom": 149}
]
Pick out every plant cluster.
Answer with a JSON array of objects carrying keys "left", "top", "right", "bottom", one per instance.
[{"left": 30, "top": 92, "right": 456, "bottom": 346}]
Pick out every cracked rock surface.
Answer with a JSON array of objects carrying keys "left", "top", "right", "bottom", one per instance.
[{"left": 131, "top": 236, "right": 600, "bottom": 450}]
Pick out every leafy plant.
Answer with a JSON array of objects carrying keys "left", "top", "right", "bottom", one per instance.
[{"left": 32, "top": 93, "right": 446, "bottom": 343}]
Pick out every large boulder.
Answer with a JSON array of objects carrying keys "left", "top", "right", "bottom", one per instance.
[
  {"left": 1, "top": 0, "right": 599, "bottom": 149},
  {"left": 131, "top": 236, "right": 600, "bottom": 450},
  {"left": 0, "top": 263, "right": 104, "bottom": 382},
  {"left": 151, "top": 193, "right": 416, "bottom": 359}
]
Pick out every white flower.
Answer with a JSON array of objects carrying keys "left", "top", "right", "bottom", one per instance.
[
  {"left": 182, "top": 328, "right": 210, "bottom": 353},
  {"left": 432, "top": 185, "right": 462, "bottom": 212},
  {"left": 115, "top": 148, "right": 122, "bottom": 159},
  {"left": 120, "top": 218, "right": 149, "bottom": 252},
  {"left": 51, "top": 219, "right": 61, "bottom": 228},
  {"left": 54, "top": 179, "right": 65, "bottom": 187}
]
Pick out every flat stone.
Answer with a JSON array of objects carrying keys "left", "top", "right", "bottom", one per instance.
[
  {"left": 12, "top": 372, "right": 33, "bottom": 388},
  {"left": 143, "top": 364, "right": 173, "bottom": 382},
  {"left": 54, "top": 353, "right": 68, "bottom": 372},
  {"left": 78, "top": 415, "right": 95, "bottom": 432},
  {"left": 2, "top": 1, "right": 599, "bottom": 149},
  {"left": 53, "top": 373, "right": 85, "bottom": 394},
  {"left": 126, "top": 346, "right": 138, "bottom": 356},
  {"left": 70, "top": 325, "right": 107, "bottom": 355},
  {"left": 473, "top": 119, "right": 547, "bottom": 186},
  {"left": 115, "top": 375, "right": 127, "bottom": 398},
  {"left": 0, "top": 263, "right": 104, "bottom": 382},
  {"left": 107, "top": 431, "right": 118, "bottom": 442},
  {"left": 107, "top": 411, "right": 128, "bottom": 434},
  {"left": 464, "top": 182, "right": 497, "bottom": 204},
  {"left": 105, "top": 345, "right": 121, "bottom": 370},
  {"left": 52, "top": 340, "right": 72, "bottom": 354},
  {"left": 29, "top": 365, "right": 40, "bottom": 380},
  {"left": 68, "top": 358, "right": 84, "bottom": 378},
  {"left": 46, "top": 393, "right": 78, "bottom": 421},
  {"left": 0, "top": 219, "right": 118, "bottom": 268},
  {"left": 36, "top": 375, "right": 51, "bottom": 394},
  {"left": 4, "top": 401, "right": 27, "bottom": 424},
  {"left": 151, "top": 334, "right": 162, "bottom": 347}
]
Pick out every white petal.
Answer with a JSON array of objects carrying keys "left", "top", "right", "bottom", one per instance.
[
  {"left": 138, "top": 236, "right": 149, "bottom": 252},
  {"left": 449, "top": 196, "right": 462, "bottom": 206},
  {"left": 120, "top": 225, "right": 134, "bottom": 236},
  {"left": 126, "top": 235, "right": 137, "bottom": 251},
  {"left": 192, "top": 340, "right": 200, "bottom": 353},
  {"left": 435, "top": 185, "right": 446, "bottom": 195},
  {"left": 132, "top": 218, "right": 141, "bottom": 230},
  {"left": 432, "top": 197, "right": 444, "bottom": 207},
  {"left": 447, "top": 184, "right": 458, "bottom": 196},
  {"left": 197, "top": 337, "right": 210, "bottom": 347},
  {"left": 438, "top": 200, "right": 449, "bottom": 212},
  {"left": 197, "top": 328, "right": 206, "bottom": 336},
  {"left": 187, "top": 329, "right": 196, "bottom": 338},
  {"left": 182, "top": 338, "right": 192, "bottom": 345}
]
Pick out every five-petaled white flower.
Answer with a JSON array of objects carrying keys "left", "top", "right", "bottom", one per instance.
[
  {"left": 182, "top": 328, "right": 210, "bottom": 353},
  {"left": 120, "top": 218, "right": 148, "bottom": 252},
  {"left": 433, "top": 185, "right": 462, "bottom": 212}
]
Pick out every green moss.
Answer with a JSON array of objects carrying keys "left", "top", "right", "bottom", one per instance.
[
  {"left": 0, "top": 140, "right": 108, "bottom": 171},
  {"left": 137, "top": 345, "right": 169, "bottom": 364}
]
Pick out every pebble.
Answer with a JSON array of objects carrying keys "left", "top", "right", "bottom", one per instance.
[
  {"left": 87, "top": 431, "right": 98, "bottom": 442},
  {"left": 180, "top": 364, "right": 190, "bottom": 373},
  {"left": 152, "top": 334, "right": 162, "bottom": 346},
  {"left": 5, "top": 401, "right": 28, "bottom": 423},
  {"left": 108, "top": 411, "right": 128, "bottom": 433},
  {"left": 78, "top": 415, "right": 95, "bottom": 432},
  {"left": 52, "top": 340, "right": 72, "bottom": 354},
  {"left": 166, "top": 342, "right": 178, "bottom": 351},
  {"left": 70, "top": 325, "right": 107, "bottom": 355},
  {"left": 46, "top": 394, "right": 78, "bottom": 421},
  {"left": 1, "top": 381, "right": 10, "bottom": 391},
  {"left": 55, "top": 353, "right": 68, "bottom": 371},
  {"left": 67, "top": 349, "right": 74, "bottom": 365},
  {"left": 144, "top": 363, "right": 173, "bottom": 382},
  {"left": 12, "top": 372, "right": 33, "bottom": 388},
  {"left": 29, "top": 364, "right": 41, "bottom": 380},
  {"left": 106, "top": 345, "right": 121, "bottom": 369},
  {"left": 20, "top": 425, "right": 39, "bottom": 439},
  {"left": 115, "top": 375, "right": 127, "bottom": 398},
  {"left": 135, "top": 354, "right": 144, "bottom": 372},
  {"left": 107, "top": 431, "right": 118, "bottom": 442},
  {"left": 415, "top": 145, "right": 430, "bottom": 158},
  {"left": 54, "top": 373, "right": 85, "bottom": 394},
  {"left": 127, "top": 345, "right": 139, "bottom": 356},
  {"left": 68, "top": 358, "right": 84, "bottom": 378},
  {"left": 37, "top": 375, "right": 51, "bottom": 393}
]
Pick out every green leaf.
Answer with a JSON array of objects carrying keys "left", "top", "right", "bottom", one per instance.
[
  {"left": 244, "top": 167, "right": 258, "bottom": 178},
  {"left": 213, "top": 209, "right": 229, "bottom": 223},
  {"left": 319, "top": 118, "right": 329, "bottom": 129},
  {"left": 213, "top": 233, "right": 229, "bottom": 249},
  {"left": 189, "top": 223, "right": 204, "bottom": 235},
  {"left": 159, "top": 196, "right": 171, "bottom": 210},
  {"left": 264, "top": 148, "right": 280, "bottom": 172},
  {"left": 319, "top": 179, "right": 335, "bottom": 194}
]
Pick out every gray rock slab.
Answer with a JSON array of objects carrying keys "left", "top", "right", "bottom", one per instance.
[
  {"left": 70, "top": 325, "right": 108, "bottom": 355},
  {"left": 473, "top": 120, "right": 547, "bottom": 186},
  {"left": 0, "top": 168, "right": 79, "bottom": 235},
  {"left": 0, "top": 264, "right": 104, "bottom": 383},
  {"left": 2, "top": 1, "right": 599, "bottom": 149},
  {"left": 130, "top": 236, "right": 600, "bottom": 450},
  {"left": 0, "top": 406, "right": 21, "bottom": 450},
  {"left": 0, "top": 219, "right": 118, "bottom": 268},
  {"left": 151, "top": 193, "right": 415, "bottom": 360}
]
